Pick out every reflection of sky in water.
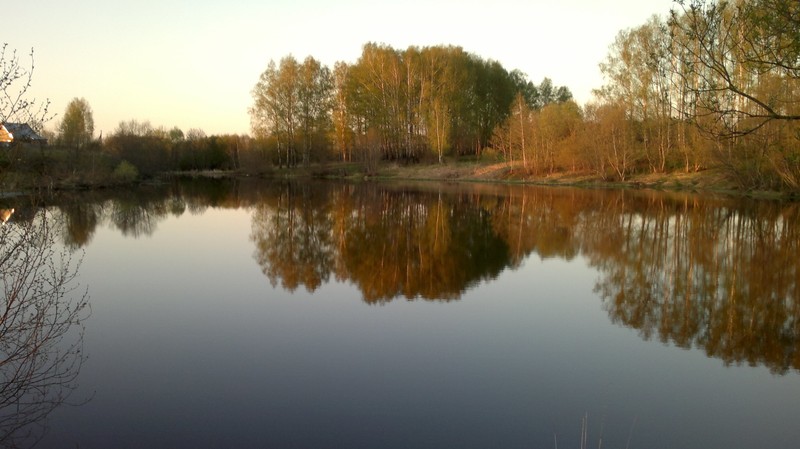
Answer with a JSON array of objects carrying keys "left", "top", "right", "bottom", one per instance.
[{"left": 40, "top": 204, "right": 800, "bottom": 449}]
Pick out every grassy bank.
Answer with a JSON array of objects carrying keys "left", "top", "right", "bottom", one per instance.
[
  {"left": 328, "top": 161, "right": 763, "bottom": 198},
  {"left": 0, "top": 151, "right": 790, "bottom": 200}
]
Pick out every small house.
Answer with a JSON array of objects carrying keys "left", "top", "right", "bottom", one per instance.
[{"left": 1, "top": 123, "right": 47, "bottom": 146}]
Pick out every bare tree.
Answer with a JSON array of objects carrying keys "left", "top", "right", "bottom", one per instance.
[
  {"left": 0, "top": 210, "right": 89, "bottom": 447},
  {"left": 0, "top": 44, "right": 51, "bottom": 132},
  {"left": 0, "top": 50, "right": 86, "bottom": 446}
]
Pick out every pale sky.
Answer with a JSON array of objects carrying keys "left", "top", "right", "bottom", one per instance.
[{"left": 5, "top": 0, "right": 676, "bottom": 136}]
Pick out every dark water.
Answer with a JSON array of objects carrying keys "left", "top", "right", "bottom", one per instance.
[{"left": 2, "top": 178, "right": 799, "bottom": 448}]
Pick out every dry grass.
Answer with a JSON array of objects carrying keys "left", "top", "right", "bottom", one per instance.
[{"left": 367, "top": 161, "right": 744, "bottom": 195}]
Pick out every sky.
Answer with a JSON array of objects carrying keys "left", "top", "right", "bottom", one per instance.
[{"left": 5, "top": 0, "right": 677, "bottom": 137}]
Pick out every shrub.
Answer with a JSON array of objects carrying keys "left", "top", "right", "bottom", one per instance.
[{"left": 113, "top": 160, "right": 139, "bottom": 183}]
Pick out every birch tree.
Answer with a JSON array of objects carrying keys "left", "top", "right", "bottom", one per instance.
[
  {"left": 669, "top": 0, "right": 800, "bottom": 137},
  {"left": 331, "top": 62, "right": 353, "bottom": 162},
  {"left": 250, "top": 57, "right": 300, "bottom": 167},
  {"left": 297, "top": 56, "right": 333, "bottom": 164}
]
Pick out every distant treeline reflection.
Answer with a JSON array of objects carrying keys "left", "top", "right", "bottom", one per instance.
[{"left": 29, "top": 179, "right": 800, "bottom": 374}]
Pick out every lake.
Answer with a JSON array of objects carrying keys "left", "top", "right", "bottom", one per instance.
[{"left": 2, "top": 178, "right": 799, "bottom": 448}]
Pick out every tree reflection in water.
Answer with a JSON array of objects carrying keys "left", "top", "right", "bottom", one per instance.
[
  {"left": 0, "top": 210, "right": 89, "bottom": 447},
  {"left": 587, "top": 194, "right": 800, "bottom": 374},
  {"left": 250, "top": 182, "right": 509, "bottom": 302},
  {"left": 41, "top": 179, "right": 800, "bottom": 374},
  {"left": 249, "top": 183, "right": 800, "bottom": 373}
]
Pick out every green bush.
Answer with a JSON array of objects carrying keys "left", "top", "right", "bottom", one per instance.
[{"left": 113, "top": 160, "right": 139, "bottom": 183}]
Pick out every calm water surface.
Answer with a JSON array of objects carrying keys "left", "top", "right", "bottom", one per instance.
[{"left": 3, "top": 178, "right": 799, "bottom": 448}]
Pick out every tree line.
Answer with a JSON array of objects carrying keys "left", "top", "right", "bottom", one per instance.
[
  {"left": 3, "top": 0, "right": 797, "bottom": 191},
  {"left": 250, "top": 43, "right": 572, "bottom": 167},
  {"left": 6, "top": 100, "right": 259, "bottom": 187},
  {"left": 14, "top": 42, "right": 573, "bottom": 185},
  {"left": 498, "top": 0, "right": 799, "bottom": 189},
  {"left": 248, "top": 0, "right": 799, "bottom": 190},
  {"left": 588, "top": 0, "right": 799, "bottom": 189}
]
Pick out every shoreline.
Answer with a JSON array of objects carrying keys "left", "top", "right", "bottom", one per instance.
[
  {"left": 2, "top": 161, "right": 795, "bottom": 201},
  {"left": 236, "top": 161, "right": 791, "bottom": 200}
]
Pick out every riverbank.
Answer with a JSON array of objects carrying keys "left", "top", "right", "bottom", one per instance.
[
  {"left": 298, "top": 160, "right": 781, "bottom": 199},
  {"left": 368, "top": 161, "right": 731, "bottom": 189},
  {"left": 2, "top": 159, "right": 791, "bottom": 200}
]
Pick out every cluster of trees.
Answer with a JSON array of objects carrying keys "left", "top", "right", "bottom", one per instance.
[
  {"left": 491, "top": 0, "right": 799, "bottom": 187},
  {"left": 250, "top": 56, "right": 333, "bottom": 167},
  {"left": 250, "top": 43, "right": 572, "bottom": 167},
  {"left": 485, "top": 11, "right": 712, "bottom": 181},
  {"left": 103, "top": 120, "right": 249, "bottom": 175},
  {"left": 0, "top": 43, "right": 260, "bottom": 182},
  {"left": 247, "top": 0, "right": 798, "bottom": 190},
  {"left": 5, "top": 0, "right": 798, "bottom": 191},
  {"left": 670, "top": 0, "right": 800, "bottom": 188},
  {"left": 37, "top": 99, "right": 258, "bottom": 182}
]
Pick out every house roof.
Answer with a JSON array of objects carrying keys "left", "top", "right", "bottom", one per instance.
[
  {"left": 2, "top": 123, "right": 46, "bottom": 142},
  {"left": 0, "top": 125, "right": 11, "bottom": 143}
]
